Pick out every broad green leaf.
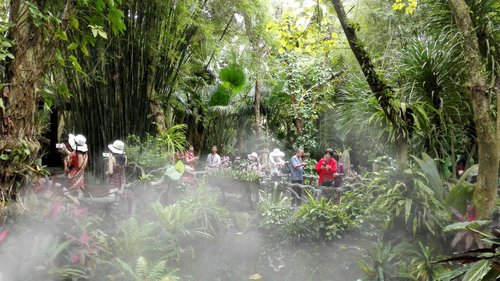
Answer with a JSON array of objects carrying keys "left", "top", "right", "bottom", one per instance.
[
  {"left": 462, "top": 260, "right": 491, "bottom": 281},
  {"left": 443, "top": 221, "right": 491, "bottom": 233},
  {"left": 404, "top": 198, "right": 412, "bottom": 223},
  {"left": 67, "top": 42, "right": 78, "bottom": 50},
  {"left": 55, "top": 29, "right": 68, "bottom": 41},
  {"left": 174, "top": 160, "right": 185, "bottom": 175},
  {"left": 80, "top": 44, "right": 89, "bottom": 56},
  {"left": 69, "top": 15, "right": 79, "bottom": 29}
]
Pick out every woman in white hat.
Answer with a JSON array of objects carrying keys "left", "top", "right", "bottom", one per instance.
[
  {"left": 66, "top": 134, "right": 89, "bottom": 196},
  {"left": 106, "top": 140, "right": 127, "bottom": 191},
  {"left": 269, "top": 148, "right": 285, "bottom": 176},
  {"left": 59, "top": 133, "right": 75, "bottom": 174},
  {"left": 247, "top": 152, "right": 262, "bottom": 173}
]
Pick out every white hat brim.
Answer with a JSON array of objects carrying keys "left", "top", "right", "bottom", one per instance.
[
  {"left": 108, "top": 144, "right": 124, "bottom": 154},
  {"left": 76, "top": 144, "right": 88, "bottom": 152},
  {"left": 270, "top": 151, "right": 285, "bottom": 158},
  {"left": 68, "top": 134, "right": 76, "bottom": 150}
]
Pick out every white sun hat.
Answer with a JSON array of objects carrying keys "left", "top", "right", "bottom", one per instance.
[
  {"left": 247, "top": 152, "right": 258, "bottom": 160},
  {"left": 68, "top": 134, "right": 76, "bottom": 150},
  {"left": 108, "top": 140, "right": 125, "bottom": 154},
  {"left": 74, "top": 134, "right": 88, "bottom": 152},
  {"left": 269, "top": 148, "right": 285, "bottom": 158}
]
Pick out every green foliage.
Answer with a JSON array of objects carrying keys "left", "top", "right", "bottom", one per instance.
[
  {"left": 126, "top": 135, "right": 170, "bottom": 172},
  {"left": 266, "top": 52, "right": 339, "bottom": 150},
  {"left": 443, "top": 220, "right": 490, "bottom": 250},
  {"left": 358, "top": 241, "right": 401, "bottom": 281},
  {"left": 220, "top": 64, "right": 246, "bottom": 91},
  {"left": 437, "top": 227, "right": 500, "bottom": 281},
  {"left": 406, "top": 242, "right": 450, "bottom": 281},
  {"left": 294, "top": 193, "right": 354, "bottom": 241},
  {"left": 411, "top": 153, "right": 446, "bottom": 200},
  {"left": 126, "top": 125, "right": 188, "bottom": 172},
  {"left": 208, "top": 168, "right": 261, "bottom": 182},
  {"left": 0, "top": 138, "right": 48, "bottom": 204},
  {"left": 152, "top": 187, "right": 227, "bottom": 240},
  {"left": 360, "top": 154, "right": 450, "bottom": 236},
  {"left": 158, "top": 124, "right": 189, "bottom": 156},
  {"left": 256, "top": 189, "right": 292, "bottom": 233},
  {"left": 209, "top": 85, "right": 232, "bottom": 106},
  {"left": 113, "top": 217, "right": 159, "bottom": 262},
  {"left": 266, "top": 6, "right": 339, "bottom": 55},
  {"left": 115, "top": 256, "right": 180, "bottom": 281}
]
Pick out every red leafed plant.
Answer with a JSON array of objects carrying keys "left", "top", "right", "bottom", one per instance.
[
  {"left": 444, "top": 205, "right": 490, "bottom": 250},
  {"left": 0, "top": 229, "right": 8, "bottom": 243}
]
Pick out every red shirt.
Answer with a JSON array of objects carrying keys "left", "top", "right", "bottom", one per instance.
[{"left": 315, "top": 158, "right": 337, "bottom": 185}]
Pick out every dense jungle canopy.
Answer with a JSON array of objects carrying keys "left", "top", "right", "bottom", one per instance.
[{"left": 0, "top": 0, "right": 499, "bottom": 280}]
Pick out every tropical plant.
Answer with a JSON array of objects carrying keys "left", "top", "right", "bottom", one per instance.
[
  {"left": 436, "top": 227, "right": 500, "bottom": 281},
  {"left": 406, "top": 242, "right": 450, "bottom": 281},
  {"left": 115, "top": 256, "right": 180, "bottom": 281},
  {"left": 152, "top": 187, "right": 227, "bottom": 241},
  {"left": 295, "top": 192, "right": 354, "bottom": 241},
  {"left": 358, "top": 241, "right": 401, "bottom": 281},
  {"left": 113, "top": 217, "right": 159, "bottom": 262},
  {"left": 256, "top": 188, "right": 292, "bottom": 233},
  {"left": 364, "top": 154, "right": 450, "bottom": 236},
  {"left": 443, "top": 205, "right": 490, "bottom": 249},
  {"left": 126, "top": 125, "right": 188, "bottom": 173},
  {"left": 208, "top": 167, "right": 261, "bottom": 182}
]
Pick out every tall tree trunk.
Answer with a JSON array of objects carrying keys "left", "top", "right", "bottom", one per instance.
[
  {"left": 496, "top": 77, "right": 500, "bottom": 171},
  {"left": 254, "top": 79, "right": 261, "bottom": 139},
  {"left": 0, "top": 0, "right": 45, "bottom": 199},
  {"left": 448, "top": 0, "right": 498, "bottom": 219},
  {"left": 331, "top": 0, "right": 412, "bottom": 163}
]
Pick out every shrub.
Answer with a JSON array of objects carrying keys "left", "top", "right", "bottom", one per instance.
[
  {"left": 256, "top": 189, "right": 293, "bottom": 234},
  {"left": 295, "top": 193, "right": 354, "bottom": 241}
]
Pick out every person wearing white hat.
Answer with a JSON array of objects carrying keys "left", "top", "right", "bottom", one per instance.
[
  {"left": 106, "top": 140, "right": 127, "bottom": 191},
  {"left": 59, "top": 133, "right": 75, "bottom": 174},
  {"left": 247, "top": 152, "right": 262, "bottom": 173},
  {"left": 65, "top": 134, "right": 89, "bottom": 197},
  {"left": 269, "top": 148, "right": 285, "bottom": 176}
]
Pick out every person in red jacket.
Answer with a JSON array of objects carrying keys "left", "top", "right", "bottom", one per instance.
[{"left": 315, "top": 151, "right": 337, "bottom": 186}]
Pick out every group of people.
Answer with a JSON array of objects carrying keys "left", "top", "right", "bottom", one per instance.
[
  {"left": 201, "top": 145, "right": 344, "bottom": 188},
  {"left": 58, "top": 134, "right": 127, "bottom": 197},
  {"left": 289, "top": 148, "right": 344, "bottom": 206}
]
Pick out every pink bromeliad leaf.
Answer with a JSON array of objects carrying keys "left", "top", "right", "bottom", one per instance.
[
  {"left": 466, "top": 205, "right": 476, "bottom": 221},
  {"left": 0, "top": 229, "right": 8, "bottom": 243},
  {"left": 51, "top": 200, "right": 65, "bottom": 218},
  {"left": 70, "top": 207, "right": 88, "bottom": 218},
  {"left": 71, "top": 254, "right": 79, "bottom": 264},
  {"left": 80, "top": 232, "right": 91, "bottom": 245}
]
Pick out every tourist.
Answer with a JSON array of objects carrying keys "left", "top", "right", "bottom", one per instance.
[
  {"left": 269, "top": 148, "right": 285, "bottom": 176},
  {"left": 184, "top": 145, "right": 199, "bottom": 170},
  {"left": 315, "top": 150, "right": 337, "bottom": 187},
  {"left": 290, "top": 148, "right": 307, "bottom": 206},
  {"left": 106, "top": 140, "right": 127, "bottom": 192},
  {"left": 59, "top": 133, "right": 75, "bottom": 169},
  {"left": 65, "top": 134, "right": 89, "bottom": 197},
  {"left": 247, "top": 152, "right": 262, "bottom": 173},
  {"left": 207, "top": 145, "right": 221, "bottom": 168},
  {"left": 260, "top": 148, "right": 270, "bottom": 174}
]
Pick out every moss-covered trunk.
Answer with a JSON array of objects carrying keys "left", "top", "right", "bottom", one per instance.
[
  {"left": 448, "top": 0, "right": 498, "bottom": 218},
  {"left": 0, "top": 0, "right": 45, "bottom": 202}
]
